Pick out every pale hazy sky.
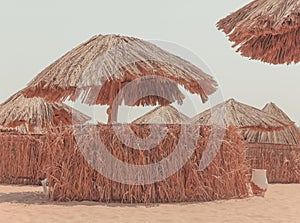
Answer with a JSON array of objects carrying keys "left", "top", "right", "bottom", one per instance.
[{"left": 0, "top": 0, "right": 299, "bottom": 123}]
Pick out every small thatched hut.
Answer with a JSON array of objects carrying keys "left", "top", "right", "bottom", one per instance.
[
  {"left": 191, "top": 98, "right": 300, "bottom": 183},
  {"left": 217, "top": 0, "right": 300, "bottom": 64},
  {"left": 133, "top": 105, "right": 190, "bottom": 124},
  {"left": 0, "top": 92, "right": 90, "bottom": 185}
]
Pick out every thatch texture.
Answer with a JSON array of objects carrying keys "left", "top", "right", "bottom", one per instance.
[
  {"left": 22, "top": 34, "right": 217, "bottom": 107},
  {"left": 191, "top": 99, "right": 290, "bottom": 130},
  {"left": 133, "top": 105, "right": 190, "bottom": 124},
  {"left": 262, "top": 102, "right": 293, "bottom": 122},
  {"left": 217, "top": 0, "right": 300, "bottom": 64},
  {"left": 0, "top": 133, "right": 47, "bottom": 185},
  {"left": 0, "top": 93, "right": 90, "bottom": 134},
  {"left": 246, "top": 144, "right": 300, "bottom": 183},
  {"left": 42, "top": 124, "right": 249, "bottom": 203},
  {"left": 235, "top": 28, "right": 300, "bottom": 64}
]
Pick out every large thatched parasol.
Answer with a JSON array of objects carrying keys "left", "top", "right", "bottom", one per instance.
[
  {"left": 217, "top": 0, "right": 300, "bottom": 64},
  {"left": 0, "top": 93, "right": 90, "bottom": 134},
  {"left": 22, "top": 34, "right": 218, "bottom": 123},
  {"left": 133, "top": 105, "right": 190, "bottom": 124}
]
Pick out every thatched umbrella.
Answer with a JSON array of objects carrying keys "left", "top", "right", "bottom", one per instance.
[
  {"left": 133, "top": 105, "right": 190, "bottom": 124},
  {"left": 22, "top": 34, "right": 218, "bottom": 123},
  {"left": 0, "top": 93, "right": 90, "bottom": 134},
  {"left": 261, "top": 102, "right": 300, "bottom": 144},
  {"left": 217, "top": 0, "right": 300, "bottom": 64},
  {"left": 191, "top": 98, "right": 290, "bottom": 130}
]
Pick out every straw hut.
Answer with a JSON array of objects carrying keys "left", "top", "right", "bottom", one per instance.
[
  {"left": 0, "top": 92, "right": 90, "bottom": 134},
  {"left": 22, "top": 34, "right": 218, "bottom": 123},
  {"left": 133, "top": 105, "right": 190, "bottom": 124},
  {"left": 217, "top": 0, "right": 300, "bottom": 64},
  {"left": 192, "top": 98, "right": 300, "bottom": 183},
  {"left": 0, "top": 93, "right": 90, "bottom": 185}
]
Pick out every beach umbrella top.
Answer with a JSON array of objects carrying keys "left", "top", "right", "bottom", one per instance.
[
  {"left": 218, "top": 0, "right": 300, "bottom": 38},
  {"left": 217, "top": 0, "right": 300, "bottom": 64},
  {"left": 133, "top": 105, "right": 190, "bottom": 124},
  {"left": 262, "top": 102, "right": 293, "bottom": 122},
  {"left": 23, "top": 34, "right": 218, "bottom": 107},
  {"left": 0, "top": 93, "right": 90, "bottom": 134},
  {"left": 191, "top": 98, "right": 291, "bottom": 130}
]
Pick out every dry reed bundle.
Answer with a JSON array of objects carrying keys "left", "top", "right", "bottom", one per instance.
[
  {"left": 0, "top": 92, "right": 90, "bottom": 134},
  {"left": 133, "top": 105, "right": 190, "bottom": 124},
  {"left": 217, "top": 0, "right": 300, "bottom": 64},
  {"left": 44, "top": 124, "right": 249, "bottom": 203},
  {"left": 246, "top": 143, "right": 300, "bottom": 183}
]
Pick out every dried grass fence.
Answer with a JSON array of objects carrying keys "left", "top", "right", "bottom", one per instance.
[
  {"left": 246, "top": 143, "right": 300, "bottom": 183},
  {"left": 44, "top": 124, "right": 250, "bottom": 203},
  {"left": 0, "top": 133, "right": 47, "bottom": 185}
]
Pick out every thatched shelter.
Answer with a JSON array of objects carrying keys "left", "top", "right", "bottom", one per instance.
[
  {"left": 217, "top": 0, "right": 300, "bottom": 64},
  {"left": 0, "top": 93, "right": 90, "bottom": 134},
  {"left": 190, "top": 98, "right": 290, "bottom": 132},
  {"left": 193, "top": 98, "right": 300, "bottom": 183},
  {"left": 133, "top": 105, "right": 190, "bottom": 124},
  {"left": 0, "top": 93, "right": 90, "bottom": 185},
  {"left": 22, "top": 34, "right": 217, "bottom": 123}
]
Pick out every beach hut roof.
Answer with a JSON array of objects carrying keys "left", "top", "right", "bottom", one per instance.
[
  {"left": 217, "top": 0, "right": 300, "bottom": 64},
  {"left": 22, "top": 34, "right": 217, "bottom": 107},
  {"left": 191, "top": 98, "right": 290, "bottom": 130},
  {"left": 0, "top": 93, "right": 90, "bottom": 134},
  {"left": 133, "top": 105, "right": 190, "bottom": 124},
  {"left": 262, "top": 102, "right": 293, "bottom": 122}
]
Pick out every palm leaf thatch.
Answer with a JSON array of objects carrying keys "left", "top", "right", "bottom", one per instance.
[
  {"left": 257, "top": 102, "right": 300, "bottom": 145},
  {"left": 217, "top": 0, "right": 300, "bottom": 64},
  {"left": 133, "top": 105, "right": 190, "bottom": 124},
  {"left": 22, "top": 34, "right": 217, "bottom": 108},
  {"left": 191, "top": 98, "right": 290, "bottom": 130},
  {"left": 0, "top": 93, "right": 90, "bottom": 134}
]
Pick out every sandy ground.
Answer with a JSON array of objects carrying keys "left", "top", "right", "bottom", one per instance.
[{"left": 0, "top": 184, "right": 299, "bottom": 223}]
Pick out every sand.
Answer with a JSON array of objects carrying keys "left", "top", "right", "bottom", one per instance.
[{"left": 0, "top": 184, "right": 299, "bottom": 223}]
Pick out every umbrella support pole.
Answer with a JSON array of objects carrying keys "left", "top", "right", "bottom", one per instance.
[{"left": 107, "top": 105, "right": 118, "bottom": 124}]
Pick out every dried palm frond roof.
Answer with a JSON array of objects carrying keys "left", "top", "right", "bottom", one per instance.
[
  {"left": 217, "top": 0, "right": 300, "bottom": 38},
  {"left": 261, "top": 102, "right": 300, "bottom": 145},
  {"left": 133, "top": 105, "right": 190, "bottom": 124},
  {"left": 262, "top": 102, "right": 293, "bottom": 122},
  {"left": 191, "top": 98, "right": 290, "bottom": 130},
  {"left": 22, "top": 34, "right": 217, "bottom": 106},
  {"left": 217, "top": 0, "right": 300, "bottom": 64},
  {"left": 0, "top": 93, "right": 90, "bottom": 134}
]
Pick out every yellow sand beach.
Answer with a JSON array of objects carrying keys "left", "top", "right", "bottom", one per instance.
[{"left": 0, "top": 184, "right": 299, "bottom": 223}]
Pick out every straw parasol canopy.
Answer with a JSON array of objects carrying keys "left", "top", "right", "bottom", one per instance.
[
  {"left": 217, "top": 0, "right": 300, "bottom": 64},
  {"left": 22, "top": 34, "right": 218, "bottom": 123},
  {"left": 133, "top": 105, "right": 190, "bottom": 124},
  {"left": 262, "top": 102, "right": 293, "bottom": 122},
  {"left": 260, "top": 102, "right": 300, "bottom": 144},
  {"left": 0, "top": 93, "right": 90, "bottom": 134},
  {"left": 191, "top": 98, "right": 290, "bottom": 130}
]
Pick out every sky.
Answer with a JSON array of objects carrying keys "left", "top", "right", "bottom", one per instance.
[{"left": 0, "top": 0, "right": 299, "bottom": 124}]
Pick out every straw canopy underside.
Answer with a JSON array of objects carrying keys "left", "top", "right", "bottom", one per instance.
[
  {"left": 217, "top": 0, "right": 300, "bottom": 64},
  {"left": 191, "top": 99, "right": 290, "bottom": 130},
  {"left": 23, "top": 34, "right": 217, "bottom": 106},
  {"left": 0, "top": 93, "right": 90, "bottom": 134},
  {"left": 217, "top": 0, "right": 300, "bottom": 37},
  {"left": 133, "top": 105, "right": 190, "bottom": 124},
  {"left": 236, "top": 28, "right": 300, "bottom": 64}
]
